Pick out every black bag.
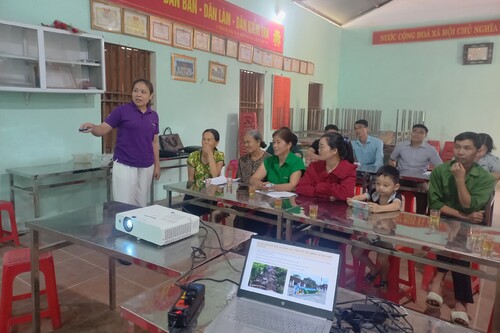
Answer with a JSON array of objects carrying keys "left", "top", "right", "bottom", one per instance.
[{"left": 159, "top": 127, "right": 184, "bottom": 157}]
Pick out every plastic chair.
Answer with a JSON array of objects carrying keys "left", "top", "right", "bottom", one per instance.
[
  {"left": 427, "top": 140, "right": 441, "bottom": 154},
  {"left": 225, "top": 159, "right": 238, "bottom": 178},
  {"left": 441, "top": 141, "right": 455, "bottom": 162},
  {"left": 0, "top": 201, "right": 20, "bottom": 246},
  {"left": 400, "top": 192, "right": 416, "bottom": 214},
  {"left": 354, "top": 248, "right": 417, "bottom": 304},
  {"left": 0, "top": 248, "right": 61, "bottom": 333},
  {"left": 338, "top": 243, "right": 359, "bottom": 287}
]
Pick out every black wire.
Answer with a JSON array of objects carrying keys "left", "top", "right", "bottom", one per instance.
[
  {"left": 201, "top": 220, "right": 241, "bottom": 273},
  {"left": 187, "top": 277, "right": 240, "bottom": 287}
]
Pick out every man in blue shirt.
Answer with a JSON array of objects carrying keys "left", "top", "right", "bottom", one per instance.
[{"left": 352, "top": 119, "right": 384, "bottom": 168}]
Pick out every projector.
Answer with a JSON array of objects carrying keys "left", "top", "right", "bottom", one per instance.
[{"left": 115, "top": 205, "right": 200, "bottom": 246}]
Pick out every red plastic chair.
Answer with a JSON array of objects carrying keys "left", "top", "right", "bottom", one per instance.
[
  {"left": 0, "top": 201, "right": 20, "bottom": 246},
  {"left": 225, "top": 159, "right": 238, "bottom": 178},
  {"left": 441, "top": 141, "right": 454, "bottom": 162},
  {"left": 338, "top": 243, "right": 359, "bottom": 288},
  {"left": 427, "top": 140, "right": 441, "bottom": 155},
  {"left": 400, "top": 192, "right": 416, "bottom": 214},
  {"left": 0, "top": 248, "right": 61, "bottom": 333}
]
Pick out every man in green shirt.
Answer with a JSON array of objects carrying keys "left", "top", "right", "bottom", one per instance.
[{"left": 426, "top": 132, "right": 495, "bottom": 327}]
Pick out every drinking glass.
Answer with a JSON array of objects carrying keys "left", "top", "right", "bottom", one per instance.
[
  {"left": 429, "top": 209, "right": 440, "bottom": 233},
  {"left": 309, "top": 204, "right": 318, "bottom": 219},
  {"left": 481, "top": 234, "right": 494, "bottom": 258},
  {"left": 248, "top": 185, "right": 256, "bottom": 196},
  {"left": 274, "top": 198, "right": 283, "bottom": 210}
]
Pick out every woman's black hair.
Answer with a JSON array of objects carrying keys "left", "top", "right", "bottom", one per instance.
[
  {"left": 478, "top": 133, "right": 495, "bottom": 153},
  {"left": 320, "top": 132, "right": 354, "bottom": 163},
  {"left": 203, "top": 128, "right": 220, "bottom": 142},
  {"left": 246, "top": 129, "right": 267, "bottom": 148},
  {"left": 132, "top": 78, "right": 154, "bottom": 106},
  {"left": 273, "top": 127, "right": 296, "bottom": 145}
]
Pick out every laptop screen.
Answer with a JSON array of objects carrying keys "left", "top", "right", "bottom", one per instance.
[{"left": 238, "top": 236, "right": 341, "bottom": 319}]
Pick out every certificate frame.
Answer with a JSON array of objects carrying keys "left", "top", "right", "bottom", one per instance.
[
  {"left": 283, "top": 58, "right": 292, "bottom": 72},
  {"left": 253, "top": 48, "right": 262, "bottom": 65},
  {"left": 272, "top": 54, "right": 284, "bottom": 70},
  {"left": 173, "top": 23, "right": 193, "bottom": 50},
  {"left": 262, "top": 51, "right": 273, "bottom": 67},
  {"left": 149, "top": 16, "right": 172, "bottom": 45},
  {"left": 291, "top": 58, "right": 300, "bottom": 72},
  {"left": 208, "top": 61, "right": 227, "bottom": 85},
  {"left": 91, "top": 0, "right": 122, "bottom": 33},
  {"left": 463, "top": 42, "right": 494, "bottom": 65},
  {"left": 299, "top": 60, "right": 308, "bottom": 74},
  {"left": 171, "top": 53, "right": 197, "bottom": 82},
  {"left": 211, "top": 35, "right": 226, "bottom": 55},
  {"left": 238, "top": 43, "right": 253, "bottom": 63},
  {"left": 123, "top": 9, "right": 148, "bottom": 39},
  {"left": 194, "top": 30, "right": 210, "bottom": 52},
  {"left": 307, "top": 62, "right": 315, "bottom": 75},
  {"left": 226, "top": 40, "right": 238, "bottom": 58}
]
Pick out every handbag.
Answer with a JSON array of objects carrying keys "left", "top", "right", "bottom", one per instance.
[{"left": 159, "top": 127, "right": 184, "bottom": 157}]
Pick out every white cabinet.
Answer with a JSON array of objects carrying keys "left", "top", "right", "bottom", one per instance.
[{"left": 0, "top": 20, "right": 105, "bottom": 93}]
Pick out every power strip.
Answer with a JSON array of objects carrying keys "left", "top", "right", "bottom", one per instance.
[{"left": 168, "top": 283, "right": 205, "bottom": 327}]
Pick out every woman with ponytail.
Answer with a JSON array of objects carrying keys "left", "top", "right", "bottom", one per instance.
[{"left": 296, "top": 132, "right": 356, "bottom": 201}]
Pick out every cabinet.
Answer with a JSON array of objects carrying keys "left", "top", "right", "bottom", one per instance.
[{"left": 0, "top": 19, "right": 105, "bottom": 93}]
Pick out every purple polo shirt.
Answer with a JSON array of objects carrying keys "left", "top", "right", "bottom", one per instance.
[{"left": 105, "top": 102, "right": 159, "bottom": 168}]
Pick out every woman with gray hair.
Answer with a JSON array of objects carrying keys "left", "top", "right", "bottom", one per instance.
[{"left": 236, "top": 130, "right": 271, "bottom": 184}]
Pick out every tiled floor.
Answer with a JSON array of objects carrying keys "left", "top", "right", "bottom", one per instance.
[{"left": 1, "top": 184, "right": 498, "bottom": 333}]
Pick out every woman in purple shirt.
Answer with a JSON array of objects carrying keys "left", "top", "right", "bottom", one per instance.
[{"left": 80, "top": 79, "right": 160, "bottom": 207}]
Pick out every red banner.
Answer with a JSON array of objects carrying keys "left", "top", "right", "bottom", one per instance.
[
  {"left": 109, "top": 0, "right": 284, "bottom": 53},
  {"left": 373, "top": 19, "right": 500, "bottom": 45},
  {"left": 272, "top": 75, "right": 291, "bottom": 130}
]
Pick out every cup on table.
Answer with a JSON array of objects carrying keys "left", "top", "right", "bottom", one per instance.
[
  {"left": 274, "top": 198, "right": 283, "bottom": 210},
  {"left": 248, "top": 185, "right": 256, "bottom": 196},
  {"left": 468, "top": 227, "right": 483, "bottom": 253},
  {"left": 227, "top": 177, "right": 233, "bottom": 185},
  {"left": 481, "top": 234, "right": 494, "bottom": 258},
  {"left": 309, "top": 204, "right": 319, "bottom": 219},
  {"left": 429, "top": 209, "right": 440, "bottom": 233}
]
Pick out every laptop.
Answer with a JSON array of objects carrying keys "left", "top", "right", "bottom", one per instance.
[{"left": 206, "top": 235, "right": 341, "bottom": 333}]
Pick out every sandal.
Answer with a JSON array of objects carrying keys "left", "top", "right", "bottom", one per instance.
[
  {"left": 375, "top": 280, "right": 388, "bottom": 293},
  {"left": 451, "top": 311, "right": 469, "bottom": 327},
  {"left": 426, "top": 291, "right": 443, "bottom": 308},
  {"left": 363, "top": 271, "right": 379, "bottom": 285}
]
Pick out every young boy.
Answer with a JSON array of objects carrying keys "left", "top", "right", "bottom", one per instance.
[{"left": 347, "top": 165, "right": 402, "bottom": 291}]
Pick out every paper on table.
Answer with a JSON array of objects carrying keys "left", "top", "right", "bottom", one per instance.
[
  {"left": 423, "top": 171, "right": 431, "bottom": 176},
  {"left": 256, "top": 190, "right": 297, "bottom": 198},
  {"left": 206, "top": 176, "right": 240, "bottom": 185}
]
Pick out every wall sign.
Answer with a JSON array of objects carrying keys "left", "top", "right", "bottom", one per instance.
[
  {"left": 108, "top": 0, "right": 284, "bottom": 53},
  {"left": 373, "top": 19, "right": 500, "bottom": 45}
]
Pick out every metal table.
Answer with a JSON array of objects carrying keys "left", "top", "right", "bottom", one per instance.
[
  {"left": 121, "top": 252, "right": 477, "bottom": 333},
  {"left": 26, "top": 201, "right": 254, "bottom": 333},
  {"left": 151, "top": 153, "right": 190, "bottom": 205},
  {"left": 6, "top": 160, "right": 111, "bottom": 218},
  {"left": 164, "top": 181, "right": 294, "bottom": 239},
  {"left": 283, "top": 197, "right": 500, "bottom": 332}
]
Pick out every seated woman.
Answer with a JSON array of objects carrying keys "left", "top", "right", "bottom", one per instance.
[
  {"left": 266, "top": 127, "right": 303, "bottom": 158},
  {"left": 239, "top": 127, "right": 305, "bottom": 235},
  {"left": 237, "top": 130, "right": 271, "bottom": 184},
  {"left": 296, "top": 132, "right": 356, "bottom": 200},
  {"left": 182, "top": 129, "right": 224, "bottom": 216},
  {"left": 476, "top": 133, "right": 500, "bottom": 180}
]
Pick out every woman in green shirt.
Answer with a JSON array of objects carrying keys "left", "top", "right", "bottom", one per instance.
[{"left": 250, "top": 127, "right": 305, "bottom": 191}]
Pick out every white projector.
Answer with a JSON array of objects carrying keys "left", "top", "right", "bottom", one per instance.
[{"left": 115, "top": 205, "right": 200, "bottom": 246}]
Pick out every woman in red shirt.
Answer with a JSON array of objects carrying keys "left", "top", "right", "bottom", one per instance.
[{"left": 296, "top": 132, "right": 356, "bottom": 200}]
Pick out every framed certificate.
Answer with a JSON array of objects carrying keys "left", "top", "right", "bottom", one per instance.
[
  {"left": 208, "top": 61, "right": 227, "bottom": 84},
  {"left": 299, "top": 60, "right": 308, "bottom": 74},
  {"left": 226, "top": 40, "right": 238, "bottom": 58},
  {"left": 307, "top": 62, "right": 315, "bottom": 75},
  {"left": 173, "top": 24, "right": 193, "bottom": 50},
  {"left": 91, "top": 0, "right": 122, "bottom": 33},
  {"left": 194, "top": 30, "right": 210, "bottom": 51},
  {"left": 149, "top": 16, "right": 172, "bottom": 45},
  {"left": 253, "top": 48, "right": 262, "bottom": 65},
  {"left": 211, "top": 35, "right": 226, "bottom": 55},
  {"left": 283, "top": 58, "right": 292, "bottom": 72},
  {"left": 238, "top": 43, "right": 253, "bottom": 63},
  {"left": 463, "top": 43, "right": 494, "bottom": 65},
  {"left": 123, "top": 9, "right": 148, "bottom": 39},
  {"left": 262, "top": 51, "right": 273, "bottom": 67},
  {"left": 272, "top": 54, "right": 283, "bottom": 70},
  {"left": 291, "top": 59, "right": 300, "bottom": 72}
]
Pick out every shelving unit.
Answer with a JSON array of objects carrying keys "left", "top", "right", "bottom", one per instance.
[{"left": 0, "top": 19, "right": 105, "bottom": 93}]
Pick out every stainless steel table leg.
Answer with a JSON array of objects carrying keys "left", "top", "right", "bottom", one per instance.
[
  {"left": 109, "top": 256, "right": 116, "bottom": 310},
  {"left": 276, "top": 216, "right": 282, "bottom": 240},
  {"left": 9, "top": 174, "right": 15, "bottom": 205},
  {"left": 150, "top": 180, "right": 154, "bottom": 205},
  {"left": 167, "top": 189, "right": 172, "bottom": 208},
  {"left": 33, "top": 176, "right": 40, "bottom": 218},
  {"left": 286, "top": 218, "right": 292, "bottom": 241},
  {"left": 106, "top": 168, "right": 111, "bottom": 202},
  {"left": 30, "top": 230, "right": 41, "bottom": 333},
  {"left": 493, "top": 271, "right": 500, "bottom": 332}
]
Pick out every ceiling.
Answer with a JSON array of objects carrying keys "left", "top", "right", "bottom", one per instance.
[{"left": 293, "top": 0, "right": 500, "bottom": 29}]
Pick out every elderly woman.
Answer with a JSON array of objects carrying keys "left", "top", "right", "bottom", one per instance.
[
  {"left": 237, "top": 130, "right": 271, "bottom": 184},
  {"left": 476, "top": 133, "right": 500, "bottom": 180},
  {"left": 296, "top": 132, "right": 356, "bottom": 200}
]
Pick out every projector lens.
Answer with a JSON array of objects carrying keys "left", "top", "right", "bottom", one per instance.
[{"left": 123, "top": 217, "right": 133, "bottom": 232}]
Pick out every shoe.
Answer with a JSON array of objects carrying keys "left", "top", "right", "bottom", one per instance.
[
  {"left": 118, "top": 259, "right": 132, "bottom": 265},
  {"left": 363, "top": 271, "right": 379, "bottom": 286},
  {"left": 451, "top": 311, "right": 469, "bottom": 327},
  {"left": 425, "top": 291, "right": 443, "bottom": 307},
  {"left": 375, "top": 280, "right": 388, "bottom": 293}
]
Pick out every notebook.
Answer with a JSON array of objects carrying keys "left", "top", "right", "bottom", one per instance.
[{"left": 206, "top": 236, "right": 341, "bottom": 333}]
